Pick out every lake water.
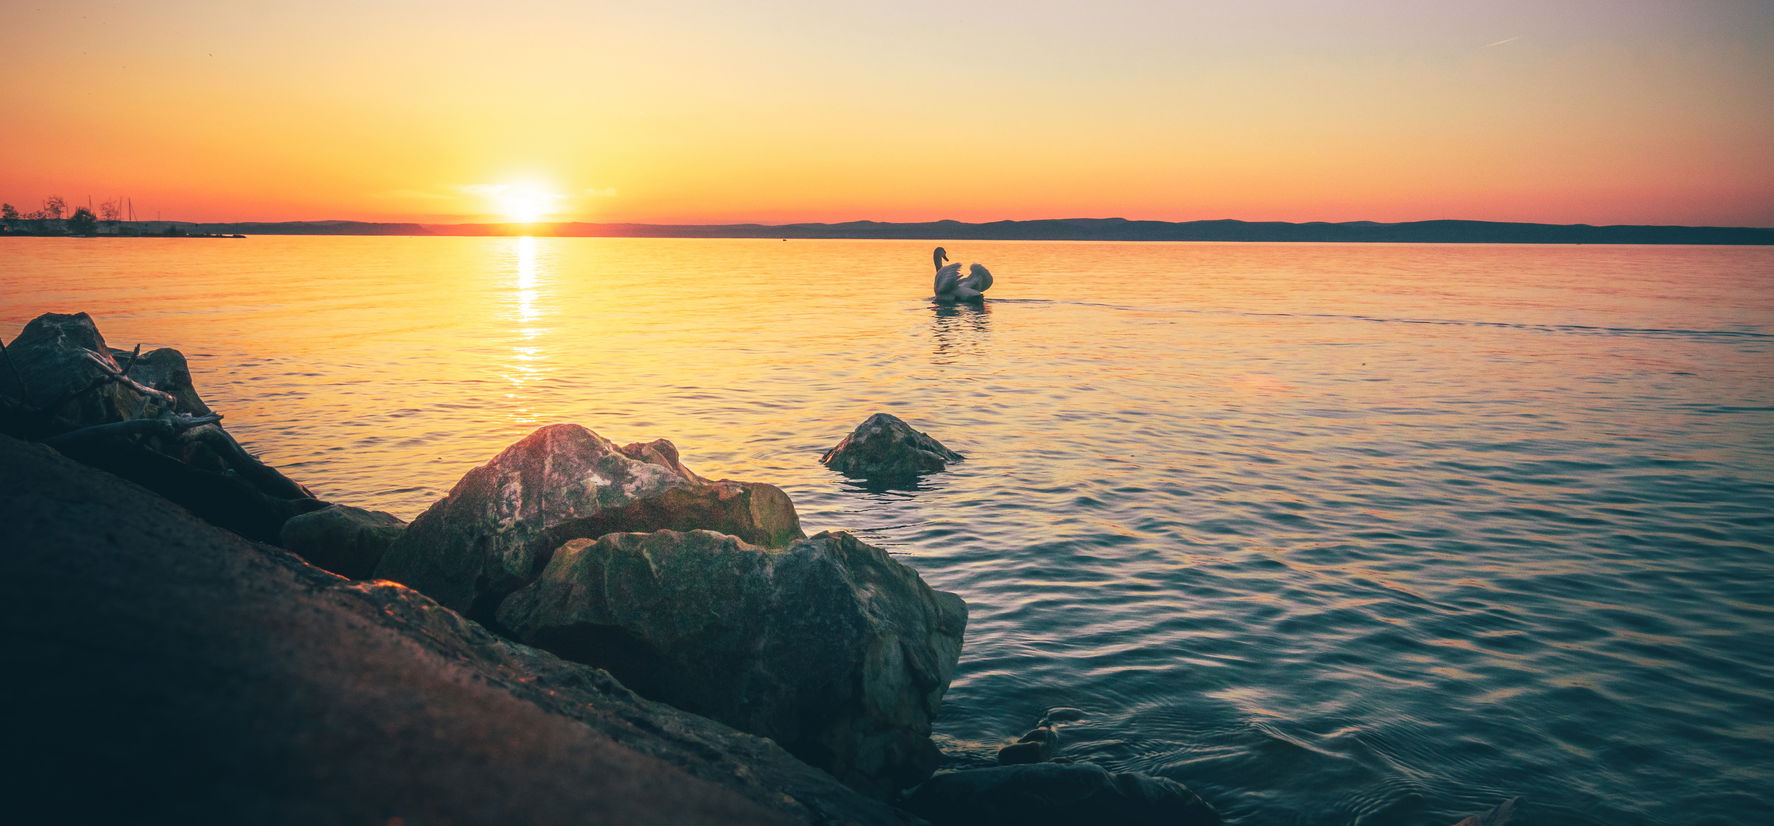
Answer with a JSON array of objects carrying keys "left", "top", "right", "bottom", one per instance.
[{"left": 4, "top": 236, "right": 1773, "bottom": 824}]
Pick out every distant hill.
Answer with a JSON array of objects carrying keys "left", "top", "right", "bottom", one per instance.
[{"left": 116, "top": 218, "right": 1774, "bottom": 244}]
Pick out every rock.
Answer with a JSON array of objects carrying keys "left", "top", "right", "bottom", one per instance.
[
  {"left": 279, "top": 504, "right": 407, "bottom": 579},
  {"left": 1, "top": 312, "right": 319, "bottom": 542},
  {"left": 996, "top": 726, "right": 1057, "bottom": 765},
  {"left": 821, "top": 413, "right": 963, "bottom": 480},
  {"left": 903, "top": 764, "right": 1221, "bottom": 826},
  {"left": 374, "top": 423, "right": 804, "bottom": 622},
  {"left": 1452, "top": 797, "right": 1521, "bottom": 826},
  {"left": 109, "top": 345, "right": 214, "bottom": 417},
  {"left": 993, "top": 741, "right": 1046, "bottom": 765},
  {"left": 1, "top": 312, "right": 184, "bottom": 435},
  {"left": 497, "top": 528, "right": 968, "bottom": 797},
  {"left": 1041, "top": 707, "right": 1086, "bottom": 724},
  {"left": 0, "top": 433, "right": 917, "bottom": 826}
]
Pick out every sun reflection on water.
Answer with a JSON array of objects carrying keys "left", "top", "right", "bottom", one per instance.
[
  {"left": 502, "top": 236, "right": 551, "bottom": 427},
  {"left": 515, "top": 235, "right": 540, "bottom": 331}
]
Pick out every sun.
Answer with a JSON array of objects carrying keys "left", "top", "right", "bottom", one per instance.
[{"left": 489, "top": 182, "right": 561, "bottom": 224}]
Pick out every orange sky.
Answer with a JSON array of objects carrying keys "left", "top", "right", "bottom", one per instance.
[{"left": 3, "top": 1, "right": 1771, "bottom": 226}]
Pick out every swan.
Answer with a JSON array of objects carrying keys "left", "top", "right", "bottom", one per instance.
[{"left": 931, "top": 247, "right": 993, "bottom": 302}]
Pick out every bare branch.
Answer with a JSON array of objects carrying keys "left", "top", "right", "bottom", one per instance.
[
  {"left": 119, "top": 344, "right": 144, "bottom": 377},
  {"left": 43, "top": 413, "right": 224, "bottom": 449}
]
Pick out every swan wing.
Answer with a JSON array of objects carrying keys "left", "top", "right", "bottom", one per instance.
[
  {"left": 963, "top": 264, "right": 993, "bottom": 293},
  {"left": 934, "top": 262, "right": 963, "bottom": 296}
]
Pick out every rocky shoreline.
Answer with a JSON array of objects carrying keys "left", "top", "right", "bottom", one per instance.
[{"left": 0, "top": 311, "right": 1514, "bottom": 824}]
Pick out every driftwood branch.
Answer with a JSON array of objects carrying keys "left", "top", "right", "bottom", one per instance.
[
  {"left": 44, "top": 413, "right": 224, "bottom": 450},
  {"left": 84, "top": 351, "right": 175, "bottom": 403},
  {"left": 119, "top": 343, "right": 144, "bottom": 377},
  {"left": 33, "top": 352, "right": 179, "bottom": 415}
]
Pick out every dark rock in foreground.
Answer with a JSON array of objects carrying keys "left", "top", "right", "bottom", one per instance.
[
  {"left": 822, "top": 413, "right": 963, "bottom": 480},
  {"left": 0, "top": 434, "right": 915, "bottom": 826},
  {"left": 1, "top": 312, "right": 319, "bottom": 542},
  {"left": 279, "top": 503, "right": 406, "bottom": 579},
  {"left": 374, "top": 423, "right": 803, "bottom": 622},
  {"left": 498, "top": 528, "right": 969, "bottom": 797},
  {"left": 902, "top": 764, "right": 1220, "bottom": 826}
]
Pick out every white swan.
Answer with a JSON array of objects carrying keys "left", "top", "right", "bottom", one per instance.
[{"left": 931, "top": 247, "right": 993, "bottom": 302}]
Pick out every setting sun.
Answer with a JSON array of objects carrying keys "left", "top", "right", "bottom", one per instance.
[{"left": 484, "top": 182, "right": 562, "bottom": 224}]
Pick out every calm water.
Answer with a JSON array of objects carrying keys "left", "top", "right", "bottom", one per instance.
[{"left": 5, "top": 237, "right": 1773, "bottom": 824}]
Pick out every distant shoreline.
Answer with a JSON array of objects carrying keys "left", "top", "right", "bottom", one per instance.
[{"left": 6, "top": 217, "right": 1773, "bottom": 245}]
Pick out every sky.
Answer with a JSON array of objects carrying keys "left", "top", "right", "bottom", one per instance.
[{"left": 2, "top": 0, "right": 1771, "bottom": 226}]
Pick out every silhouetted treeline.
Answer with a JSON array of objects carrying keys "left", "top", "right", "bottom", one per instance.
[{"left": 2, "top": 196, "right": 126, "bottom": 236}]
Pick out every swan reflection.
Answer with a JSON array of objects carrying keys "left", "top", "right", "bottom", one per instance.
[{"left": 931, "top": 300, "right": 991, "bottom": 364}]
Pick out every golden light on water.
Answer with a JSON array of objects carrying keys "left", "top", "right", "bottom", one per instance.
[
  {"left": 503, "top": 235, "right": 549, "bottom": 427},
  {"left": 515, "top": 235, "right": 541, "bottom": 326}
]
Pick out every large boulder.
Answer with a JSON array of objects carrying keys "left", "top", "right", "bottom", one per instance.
[
  {"left": 1, "top": 312, "right": 187, "bottom": 435},
  {"left": 374, "top": 424, "right": 803, "bottom": 623},
  {"left": 1, "top": 312, "right": 319, "bottom": 542},
  {"left": 497, "top": 528, "right": 968, "bottom": 797},
  {"left": 821, "top": 413, "right": 963, "bottom": 480},
  {"left": 0, "top": 433, "right": 917, "bottom": 826},
  {"left": 902, "top": 764, "right": 1221, "bottom": 826},
  {"left": 280, "top": 503, "right": 406, "bottom": 579}
]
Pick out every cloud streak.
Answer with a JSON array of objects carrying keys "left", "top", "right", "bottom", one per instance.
[{"left": 1484, "top": 35, "right": 1521, "bottom": 48}]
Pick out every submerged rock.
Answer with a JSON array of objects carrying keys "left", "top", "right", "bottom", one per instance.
[
  {"left": 0, "top": 312, "right": 318, "bottom": 542},
  {"left": 374, "top": 424, "right": 803, "bottom": 622},
  {"left": 821, "top": 413, "right": 963, "bottom": 480},
  {"left": 497, "top": 528, "right": 968, "bottom": 797},
  {"left": 902, "top": 764, "right": 1221, "bottom": 826},
  {"left": 1452, "top": 797, "right": 1521, "bottom": 826},
  {"left": 1041, "top": 707, "right": 1086, "bottom": 724},
  {"left": 0, "top": 433, "right": 916, "bottom": 826},
  {"left": 280, "top": 503, "right": 406, "bottom": 579},
  {"left": 995, "top": 726, "right": 1057, "bottom": 765}
]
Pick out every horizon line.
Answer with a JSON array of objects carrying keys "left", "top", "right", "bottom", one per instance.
[
  {"left": 15, "top": 215, "right": 1767, "bottom": 245},
  {"left": 144, "top": 216, "right": 1774, "bottom": 231}
]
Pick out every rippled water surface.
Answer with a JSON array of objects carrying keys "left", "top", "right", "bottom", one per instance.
[{"left": 5, "top": 237, "right": 1773, "bottom": 824}]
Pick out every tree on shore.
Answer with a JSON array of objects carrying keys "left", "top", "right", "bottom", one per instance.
[
  {"left": 98, "top": 199, "right": 123, "bottom": 232},
  {"left": 6, "top": 196, "right": 75, "bottom": 233},
  {"left": 1, "top": 203, "right": 17, "bottom": 230},
  {"left": 68, "top": 207, "right": 98, "bottom": 236}
]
